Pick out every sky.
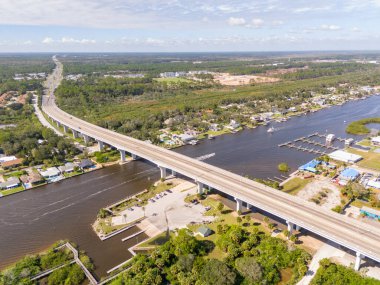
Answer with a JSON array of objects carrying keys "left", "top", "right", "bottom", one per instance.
[{"left": 0, "top": 0, "right": 380, "bottom": 52}]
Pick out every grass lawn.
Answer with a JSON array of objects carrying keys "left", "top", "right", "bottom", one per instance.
[
  {"left": 138, "top": 232, "right": 173, "bottom": 248},
  {"left": 63, "top": 170, "right": 83, "bottom": 178},
  {"left": 3, "top": 171, "right": 27, "bottom": 179},
  {"left": 96, "top": 218, "right": 126, "bottom": 235},
  {"left": 0, "top": 185, "right": 25, "bottom": 196},
  {"left": 347, "top": 148, "right": 380, "bottom": 171},
  {"left": 281, "top": 177, "right": 312, "bottom": 195}
]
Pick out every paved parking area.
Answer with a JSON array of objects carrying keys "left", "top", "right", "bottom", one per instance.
[{"left": 112, "top": 180, "right": 214, "bottom": 231}]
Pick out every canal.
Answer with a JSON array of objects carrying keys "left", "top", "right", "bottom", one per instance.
[{"left": 0, "top": 95, "right": 379, "bottom": 277}]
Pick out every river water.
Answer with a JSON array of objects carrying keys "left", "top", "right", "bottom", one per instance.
[{"left": 0, "top": 95, "right": 379, "bottom": 277}]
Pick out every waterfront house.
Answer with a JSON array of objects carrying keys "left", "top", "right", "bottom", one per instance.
[
  {"left": 58, "top": 162, "right": 76, "bottom": 173},
  {"left": 209, "top": 124, "right": 220, "bottom": 132},
  {"left": 78, "top": 159, "right": 94, "bottom": 170},
  {"left": 39, "top": 167, "right": 61, "bottom": 179},
  {"left": 227, "top": 120, "right": 240, "bottom": 130},
  {"left": 0, "top": 177, "right": 21, "bottom": 190},
  {"left": 371, "top": 136, "right": 380, "bottom": 146},
  {"left": 179, "top": 133, "right": 196, "bottom": 143},
  {"left": 20, "top": 172, "right": 45, "bottom": 186},
  {"left": 196, "top": 226, "right": 213, "bottom": 238}
]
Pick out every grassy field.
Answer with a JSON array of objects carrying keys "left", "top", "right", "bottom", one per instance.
[
  {"left": 281, "top": 177, "right": 312, "bottom": 195},
  {"left": 347, "top": 148, "right": 380, "bottom": 171}
]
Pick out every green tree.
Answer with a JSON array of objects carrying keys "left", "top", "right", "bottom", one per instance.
[
  {"left": 235, "top": 256, "right": 263, "bottom": 283},
  {"left": 198, "top": 259, "right": 236, "bottom": 285}
]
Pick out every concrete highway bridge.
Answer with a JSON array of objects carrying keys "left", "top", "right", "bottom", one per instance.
[{"left": 42, "top": 58, "right": 380, "bottom": 271}]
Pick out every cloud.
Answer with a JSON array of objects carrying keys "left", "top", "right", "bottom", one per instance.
[
  {"left": 227, "top": 17, "right": 246, "bottom": 26},
  {"left": 272, "top": 20, "right": 284, "bottom": 26},
  {"left": 321, "top": 24, "right": 341, "bottom": 31},
  {"left": 42, "top": 37, "right": 54, "bottom": 44},
  {"left": 42, "top": 37, "right": 96, "bottom": 44},
  {"left": 352, "top": 27, "right": 360, "bottom": 32},
  {"left": 252, "top": 18, "right": 264, "bottom": 28}
]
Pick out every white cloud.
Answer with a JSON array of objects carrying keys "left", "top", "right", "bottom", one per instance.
[
  {"left": 352, "top": 27, "right": 360, "bottom": 32},
  {"left": 321, "top": 24, "right": 341, "bottom": 31},
  {"left": 272, "top": 20, "right": 284, "bottom": 26},
  {"left": 42, "top": 37, "right": 96, "bottom": 44},
  {"left": 42, "top": 37, "right": 54, "bottom": 44},
  {"left": 252, "top": 18, "right": 264, "bottom": 28},
  {"left": 227, "top": 17, "right": 246, "bottom": 26}
]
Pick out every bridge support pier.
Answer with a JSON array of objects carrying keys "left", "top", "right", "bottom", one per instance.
[
  {"left": 286, "top": 221, "right": 294, "bottom": 237},
  {"left": 295, "top": 225, "right": 301, "bottom": 231},
  {"left": 235, "top": 198, "right": 242, "bottom": 212},
  {"left": 97, "top": 140, "right": 104, "bottom": 151},
  {"left": 72, "top": 129, "right": 78, "bottom": 139},
  {"left": 131, "top": 153, "right": 137, "bottom": 160},
  {"left": 120, "top": 150, "right": 126, "bottom": 163},
  {"left": 56, "top": 121, "right": 61, "bottom": 128},
  {"left": 159, "top": 166, "right": 167, "bottom": 180},
  {"left": 63, "top": 125, "right": 68, "bottom": 133},
  {"left": 197, "top": 182, "right": 204, "bottom": 194},
  {"left": 83, "top": 134, "right": 90, "bottom": 144},
  {"left": 355, "top": 252, "right": 363, "bottom": 271},
  {"left": 171, "top": 170, "right": 177, "bottom": 177}
]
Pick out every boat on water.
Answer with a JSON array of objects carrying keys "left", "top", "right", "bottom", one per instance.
[
  {"left": 208, "top": 135, "right": 215, "bottom": 140},
  {"left": 267, "top": 126, "right": 275, "bottom": 133},
  {"left": 188, "top": 140, "right": 199, "bottom": 145}
]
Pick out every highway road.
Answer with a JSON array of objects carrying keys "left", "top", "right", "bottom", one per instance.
[{"left": 42, "top": 57, "right": 380, "bottom": 266}]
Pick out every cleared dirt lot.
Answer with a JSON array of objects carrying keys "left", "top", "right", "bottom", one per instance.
[{"left": 212, "top": 72, "right": 280, "bottom": 86}]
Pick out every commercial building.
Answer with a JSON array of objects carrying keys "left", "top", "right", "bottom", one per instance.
[
  {"left": 360, "top": 206, "right": 380, "bottom": 220},
  {"left": 338, "top": 168, "right": 360, "bottom": 185},
  {"left": 329, "top": 150, "right": 362, "bottom": 163},
  {"left": 298, "top": 160, "right": 321, "bottom": 173}
]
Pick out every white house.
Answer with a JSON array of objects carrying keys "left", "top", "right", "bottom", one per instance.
[{"left": 39, "top": 167, "right": 61, "bottom": 179}]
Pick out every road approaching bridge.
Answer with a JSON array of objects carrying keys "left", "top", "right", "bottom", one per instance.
[{"left": 43, "top": 57, "right": 380, "bottom": 271}]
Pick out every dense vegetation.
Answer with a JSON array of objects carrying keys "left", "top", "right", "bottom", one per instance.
[
  {"left": 0, "top": 54, "right": 53, "bottom": 94},
  {"left": 110, "top": 227, "right": 310, "bottom": 285},
  {"left": 346, "top": 118, "right": 380, "bottom": 135},
  {"left": 55, "top": 53, "right": 380, "bottom": 142},
  {"left": 0, "top": 241, "right": 87, "bottom": 285},
  {"left": 0, "top": 103, "right": 79, "bottom": 166},
  {"left": 311, "top": 259, "right": 380, "bottom": 285}
]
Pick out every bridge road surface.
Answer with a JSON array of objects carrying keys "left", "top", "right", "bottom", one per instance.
[{"left": 42, "top": 60, "right": 380, "bottom": 267}]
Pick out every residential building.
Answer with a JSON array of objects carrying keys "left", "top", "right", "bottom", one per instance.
[
  {"left": 371, "top": 136, "right": 380, "bottom": 146},
  {"left": 39, "top": 167, "right": 61, "bottom": 179},
  {"left": 78, "top": 159, "right": 94, "bottom": 170},
  {"left": 58, "top": 162, "right": 76, "bottom": 173},
  {"left": 1, "top": 158, "right": 24, "bottom": 170},
  {"left": 0, "top": 177, "right": 21, "bottom": 190}
]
